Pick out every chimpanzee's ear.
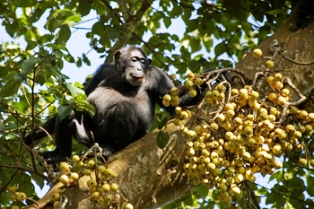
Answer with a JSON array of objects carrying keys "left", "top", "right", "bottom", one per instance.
[
  {"left": 148, "top": 58, "right": 152, "bottom": 65},
  {"left": 114, "top": 50, "right": 122, "bottom": 62}
]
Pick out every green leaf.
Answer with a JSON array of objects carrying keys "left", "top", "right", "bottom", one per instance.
[
  {"left": 266, "top": 9, "right": 285, "bottom": 16},
  {"left": 66, "top": 83, "right": 85, "bottom": 97},
  {"left": 0, "top": 79, "right": 21, "bottom": 97},
  {"left": 55, "top": 25, "right": 71, "bottom": 45},
  {"left": 38, "top": 34, "right": 55, "bottom": 44},
  {"left": 92, "top": 22, "right": 105, "bottom": 35},
  {"left": 307, "top": 175, "right": 314, "bottom": 196},
  {"left": 156, "top": 131, "right": 169, "bottom": 149},
  {"left": 26, "top": 41, "right": 37, "bottom": 50},
  {"left": 193, "top": 185, "right": 209, "bottom": 198},
  {"left": 63, "top": 15, "right": 81, "bottom": 26},
  {"left": 12, "top": 0, "right": 36, "bottom": 7},
  {"left": 163, "top": 17, "right": 171, "bottom": 28},
  {"left": 78, "top": 0, "right": 92, "bottom": 16},
  {"left": 214, "top": 42, "right": 226, "bottom": 57},
  {"left": 58, "top": 104, "right": 73, "bottom": 121},
  {"left": 22, "top": 58, "right": 40, "bottom": 74}
]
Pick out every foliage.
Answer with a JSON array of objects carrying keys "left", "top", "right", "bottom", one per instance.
[{"left": 0, "top": 0, "right": 313, "bottom": 208}]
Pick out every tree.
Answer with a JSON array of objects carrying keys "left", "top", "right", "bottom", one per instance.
[{"left": 1, "top": 0, "right": 314, "bottom": 208}]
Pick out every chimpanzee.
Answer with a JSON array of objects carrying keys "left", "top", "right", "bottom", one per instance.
[{"left": 24, "top": 45, "right": 199, "bottom": 163}]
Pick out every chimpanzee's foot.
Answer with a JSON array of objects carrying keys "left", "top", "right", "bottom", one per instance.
[
  {"left": 23, "top": 134, "right": 34, "bottom": 145},
  {"left": 99, "top": 144, "right": 117, "bottom": 160},
  {"left": 39, "top": 150, "right": 69, "bottom": 164}
]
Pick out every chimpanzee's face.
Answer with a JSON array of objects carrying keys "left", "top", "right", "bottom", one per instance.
[{"left": 115, "top": 46, "right": 152, "bottom": 86}]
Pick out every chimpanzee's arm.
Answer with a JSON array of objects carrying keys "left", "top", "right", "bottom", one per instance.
[
  {"left": 85, "top": 64, "right": 113, "bottom": 95},
  {"left": 148, "top": 66, "right": 205, "bottom": 112},
  {"left": 147, "top": 66, "right": 174, "bottom": 107}
]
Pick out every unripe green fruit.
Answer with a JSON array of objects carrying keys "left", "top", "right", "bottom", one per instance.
[
  {"left": 110, "top": 183, "right": 119, "bottom": 192},
  {"left": 277, "top": 96, "right": 286, "bottom": 106},
  {"left": 231, "top": 88, "right": 239, "bottom": 95},
  {"left": 217, "top": 113, "right": 225, "bottom": 122},
  {"left": 171, "top": 95, "right": 179, "bottom": 103},
  {"left": 72, "top": 155, "right": 80, "bottom": 163},
  {"left": 60, "top": 175, "right": 70, "bottom": 185},
  {"left": 250, "top": 90, "right": 259, "bottom": 99},
  {"left": 187, "top": 71, "right": 195, "bottom": 80},
  {"left": 202, "top": 157, "right": 211, "bottom": 164},
  {"left": 293, "top": 131, "right": 302, "bottom": 139},
  {"left": 189, "top": 89, "right": 197, "bottom": 97},
  {"left": 202, "top": 149, "right": 210, "bottom": 157},
  {"left": 219, "top": 183, "right": 227, "bottom": 192},
  {"left": 194, "top": 125, "right": 203, "bottom": 135},
  {"left": 98, "top": 165, "right": 107, "bottom": 174},
  {"left": 206, "top": 91, "right": 213, "bottom": 98},
  {"left": 170, "top": 87, "right": 179, "bottom": 95},
  {"left": 60, "top": 162, "right": 70, "bottom": 172},
  {"left": 53, "top": 201, "right": 59, "bottom": 208},
  {"left": 169, "top": 74, "right": 176, "bottom": 80},
  {"left": 274, "top": 73, "right": 283, "bottom": 80},
  {"left": 298, "top": 110, "right": 308, "bottom": 119},
  {"left": 87, "top": 179, "right": 97, "bottom": 188},
  {"left": 273, "top": 159, "right": 283, "bottom": 168},
  {"left": 11, "top": 206, "right": 19, "bottom": 209},
  {"left": 195, "top": 77, "right": 203, "bottom": 86},
  {"left": 186, "top": 148, "right": 195, "bottom": 156},
  {"left": 8, "top": 186, "right": 17, "bottom": 193},
  {"left": 281, "top": 88, "right": 290, "bottom": 97},
  {"left": 272, "top": 143, "right": 282, "bottom": 156},
  {"left": 16, "top": 192, "right": 27, "bottom": 201},
  {"left": 187, "top": 130, "right": 196, "bottom": 138},
  {"left": 87, "top": 160, "right": 95, "bottom": 168},
  {"left": 163, "top": 94, "right": 171, "bottom": 102},
  {"left": 124, "top": 203, "right": 134, "bottom": 209},
  {"left": 70, "top": 172, "right": 79, "bottom": 181},
  {"left": 175, "top": 107, "right": 182, "bottom": 114},
  {"left": 265, "top": 60, "right": 274, "bottom": 68},
  {"left": 230, "top": 185, "right": 241, "bottom": 195},
  {"left": 243, "top": 126, "right": 253, "bottom": 136},
  {"left": 76, "top": 161, "right": 85, "bottom": 168},
  {"left": 253, "top": 48, "right": 262, "bottom": 58},
  {"left": 299, "top": 158, "right": 307, "bottom": 166},
  {"left": 53, "top": 192, "right": 60, "bottom": 201},
  {"left": 212, "top": 90, "right": 220, "bottom": 99},
  {"left": 10, "top": 194, "right": 17, "bottom": 201},
  {"left": 184, "top": 80, "right": 194, "bottom": 89},
  {"left": 92, "top": 191, "right": 101, "bottom": 199},
  {"left": 84, "top": 169, "right": 92, "bottom": 176},
  {"left": 235, "top": 173, "right": 244, "bottom": 183},
  {"left": 180, "top": 111, "right": 189, "bottom": 120},
  {"left": 103, "top": 194, "right": 113, "bottom": 202},
  {"left": 162, "top": 100, "right": 171, "bottom": 107},
  {"left": 102, "top": 183, "right": 111, "bottom": 192},
  {"left": 216, "top": 83, "right": 225, "bottom": 92}
]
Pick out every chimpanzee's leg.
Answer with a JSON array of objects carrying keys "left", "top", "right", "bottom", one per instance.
[
  {"left": 24, "top": 116, "right": 56, "bottom": 145},
  {"left": 39, "top": 113, "right": 75, "bottom": 163},
  {"left": 94, "top": 101, "right": 139, "bottom": 157}
]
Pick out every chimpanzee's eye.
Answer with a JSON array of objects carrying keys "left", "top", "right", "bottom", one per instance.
[
  {"left": 140, "top": 58, "right": 146, "bottom": 64},
  {"left": 131, "top": 57, "right": 137, "bottom": 62}
]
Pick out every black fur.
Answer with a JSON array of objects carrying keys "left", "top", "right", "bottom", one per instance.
[{"left": 24, "top": 46, "right": 198, "bottom": 163}]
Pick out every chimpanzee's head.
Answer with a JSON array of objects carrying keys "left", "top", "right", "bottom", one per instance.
[{"left": 115, "top": 46, "right": 152, "bottom": 86}]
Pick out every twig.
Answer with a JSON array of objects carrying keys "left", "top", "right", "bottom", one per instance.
[{"left": 282, "top": 52, "right": 314, "bottom": 65}]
